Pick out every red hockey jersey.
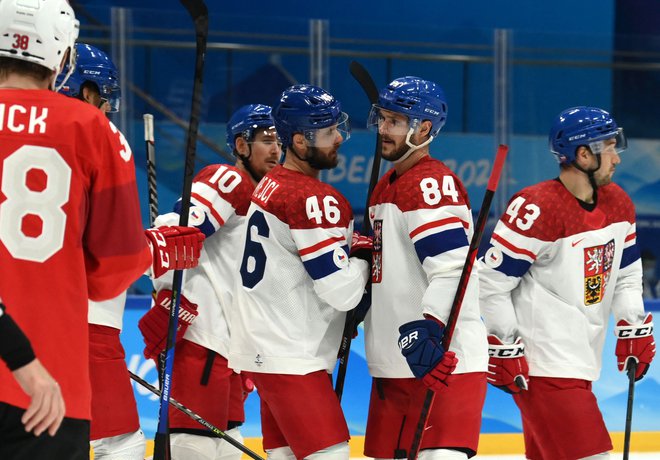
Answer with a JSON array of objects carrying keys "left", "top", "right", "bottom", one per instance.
[{"left": 0, "top": 90, "right": 151, "bottom": 420}]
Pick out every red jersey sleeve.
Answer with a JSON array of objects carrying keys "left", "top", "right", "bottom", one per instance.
[{"left": 84, "top": 119, "right": 151, "bottom": 301}]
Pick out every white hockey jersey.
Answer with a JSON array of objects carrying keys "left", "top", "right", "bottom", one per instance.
[
  {"left": 88, "top": 291, "right": 127, "bottom": 329},
  {"left": 366, "top": 156, "right": 488, "bottom": 378},
  {"left": 153, "top": 164, "right": 254, "bottom": 357},
  {"left": 479, "top": 179, "right": 645, "bottom": 381},
  {"left": 228, "top": 165, "right": 369, "bottom": 375}
]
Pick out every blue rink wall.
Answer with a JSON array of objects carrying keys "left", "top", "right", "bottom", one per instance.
[{"left": 121, "top": 297, "right": 660, "bottom": 439}]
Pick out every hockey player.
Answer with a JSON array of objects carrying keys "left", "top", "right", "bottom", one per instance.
[
  {"left": 228, "top": 85, "right": 371, "bottom": 460},
  {"left": 58, "top": 42, "right": 147, "bottom": 459},
  {"left": 479, "top": 106, "right": 656, "bottom": 460},
  {"left": 0, "top": 2, "right": 203, "bottom": 458},
  {"left": 363, "top": 76, "right": 488, "bottom": 459},
  {"left": 141, "top": 104, "right": 281, "bottom": 460}
]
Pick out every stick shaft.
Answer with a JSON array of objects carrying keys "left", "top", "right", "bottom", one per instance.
[
  {"left": 623, "top": 361, "right": 637, "bottom": 460},
  {"left": 335, "top": 61, "right": 380, "bottom": 401},
  {"left": 144, "top": 113, "right": 158, "bottom": 227},
  {"left": 408, "top": 145, "right": 509, "bottom": 460}
]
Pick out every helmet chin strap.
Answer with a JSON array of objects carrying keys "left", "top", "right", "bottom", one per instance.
[
  {"left": 572, "top": 153, "right": 602, "bottom": 196},
  {"left": 392, "top": 128, "right": 434, "bottom": 164},
  {"left": 237, "top": 145, "right": 262, "bottom": 183}
]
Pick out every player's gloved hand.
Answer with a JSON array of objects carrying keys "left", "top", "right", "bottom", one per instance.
[
  {"left": 240, "top": 373, "right": 255, "bottom": 402},
  {"left": 350, "top": 231, "right": 373, "bottom": 264},
  {"left": 398, "top": 319, "right": 458, "bottom": 392},
  {"left": 487, "top": 335, "right": 529, "bottom": 394},
  {"left": 615, "top": 313, "right": 655, "bottom": 381},
  {"left": 138, "top": 290, "right": 198, "bottom": 361},
  {"left": 145, "top": 226, "right": 205, "bottom": 279}
]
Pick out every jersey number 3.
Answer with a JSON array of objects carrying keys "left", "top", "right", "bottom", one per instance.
[{"left": 1, "top": 146, "right": 71, "bottom": 262}]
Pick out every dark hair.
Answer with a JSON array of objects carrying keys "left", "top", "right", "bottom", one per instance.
[{"left": 0, "top": 57, "right": 52, "bottom": 82}]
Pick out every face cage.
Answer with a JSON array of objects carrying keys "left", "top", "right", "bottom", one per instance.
[
  {"left": 587, "top": 128, "right": 627, "bottom": 155},
  {"left": 303, "top": 111, "right": 351, "bottom": 148}
]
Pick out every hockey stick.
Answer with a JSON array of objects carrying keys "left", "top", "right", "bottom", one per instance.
[
  {"left": 407, "top": 144, "right": 509, "bottom": 460},
  {"left": 153, "top": 1, "right": 208, "bottom": 459},
  {"left": 129, "top": 372, "right": 265, "bottom": 460},
  {"left": 144, "top": 113, "right": 158, "bottom": 227},
  {"left": 335, "top": 61, "right": 381, "bottom": 401},
  {"left": 623, "top": 360, "right": 637, "bottom": 460}
]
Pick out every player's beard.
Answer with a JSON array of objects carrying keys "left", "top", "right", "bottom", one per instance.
[
  {"left": 307, "top": 146, "right": 338, "bottom": 170},
  {"left": 594, "top": 169, "right": 615, "bottom": 187},
  {"left": 382, "top": 137, "right": 410, "bottom": 162}
]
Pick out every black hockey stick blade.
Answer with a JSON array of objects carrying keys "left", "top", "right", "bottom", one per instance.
[
  {"left": 349, "top": 61, "right": 379, "bottom": 104},
  {"left": 129, "top": 372, "right": 265, "bottom": 460},
  {"left": 408, "top": 145, "right": 509, "bottom": 460},
  {"left": 179, "top": 0, "right": 208, "bottom": 25},
  {"left": 623, "top": 360, "right": 637, "bottom": 460}
]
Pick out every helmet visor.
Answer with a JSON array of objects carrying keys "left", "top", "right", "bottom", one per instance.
[
  {"left": 100, "top": 84, "right": 121, "bottom": 112},
  {"left": 367, "top": 105, "right": 414, "bottom": 136},
  {"left": 589, "top": 128, "right": 627, "bottom": 155},
  {"left": 306, "top": 111, "right": 351, "bottom": 148}
]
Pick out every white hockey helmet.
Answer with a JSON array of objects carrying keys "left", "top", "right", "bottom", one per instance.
[{"left": 0, "top": 0, "right": 80, "bottom": 90}]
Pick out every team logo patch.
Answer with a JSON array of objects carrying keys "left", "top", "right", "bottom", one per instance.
[
  {"left": 484, "top": 246, "right": 503, "bottom": 268},
  {"left": 372, "top": 220, "right": 383, "bottom": 283},
  {"left": 333, "top": 247, "right": 349, "bottom": 268},
  {"left": 188, "top": 206, "right": 205, "bottom": 226},
  {"left": 583, "top": 239, "right": 615, "bottom": 305}
]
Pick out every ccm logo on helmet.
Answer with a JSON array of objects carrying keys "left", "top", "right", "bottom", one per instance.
[{"left": 398, "top": 331, "right": 419, "bottom": 350}]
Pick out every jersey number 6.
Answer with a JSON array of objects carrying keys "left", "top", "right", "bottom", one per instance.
[{"left": 240, "top": 210, "right": 270, "bottom": 288}]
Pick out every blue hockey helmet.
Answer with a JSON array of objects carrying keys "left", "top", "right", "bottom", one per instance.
[
  {"left": 57, "top": 43, "right": 121, "bottom": 112},
  {"left": 226, "top": 104, "right": 276, "bottom": 152},
  {"left": 549, "top": 106, "right": 627, "bottom": 165},
  {"left": 368, "top": 76, "right": 448, "bottom": 138},
  {"left": 273, "top": 84, "right": 350, "bottom": 150}
]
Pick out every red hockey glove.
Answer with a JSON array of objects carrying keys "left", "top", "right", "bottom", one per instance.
[
  {"left": 350, "top": 231, "right": 373, "bottom": 264},
  {"left": 487, "top": 335, "right": 529, "bottom": 394},
  {"left": 145, "top": 226, "right": 205, "bottom": 279},
  {"left": 240, "top": 374, "right": 255, "bottom": 402},
  {"left": 138, "top": 290, "right": 198, "bottom": 361},
  {"left": 615, "top": 313, "right": 655, "bottom": 381},
  {"left": 398, "top": 319, "right": 458, "bottom": 392}
]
